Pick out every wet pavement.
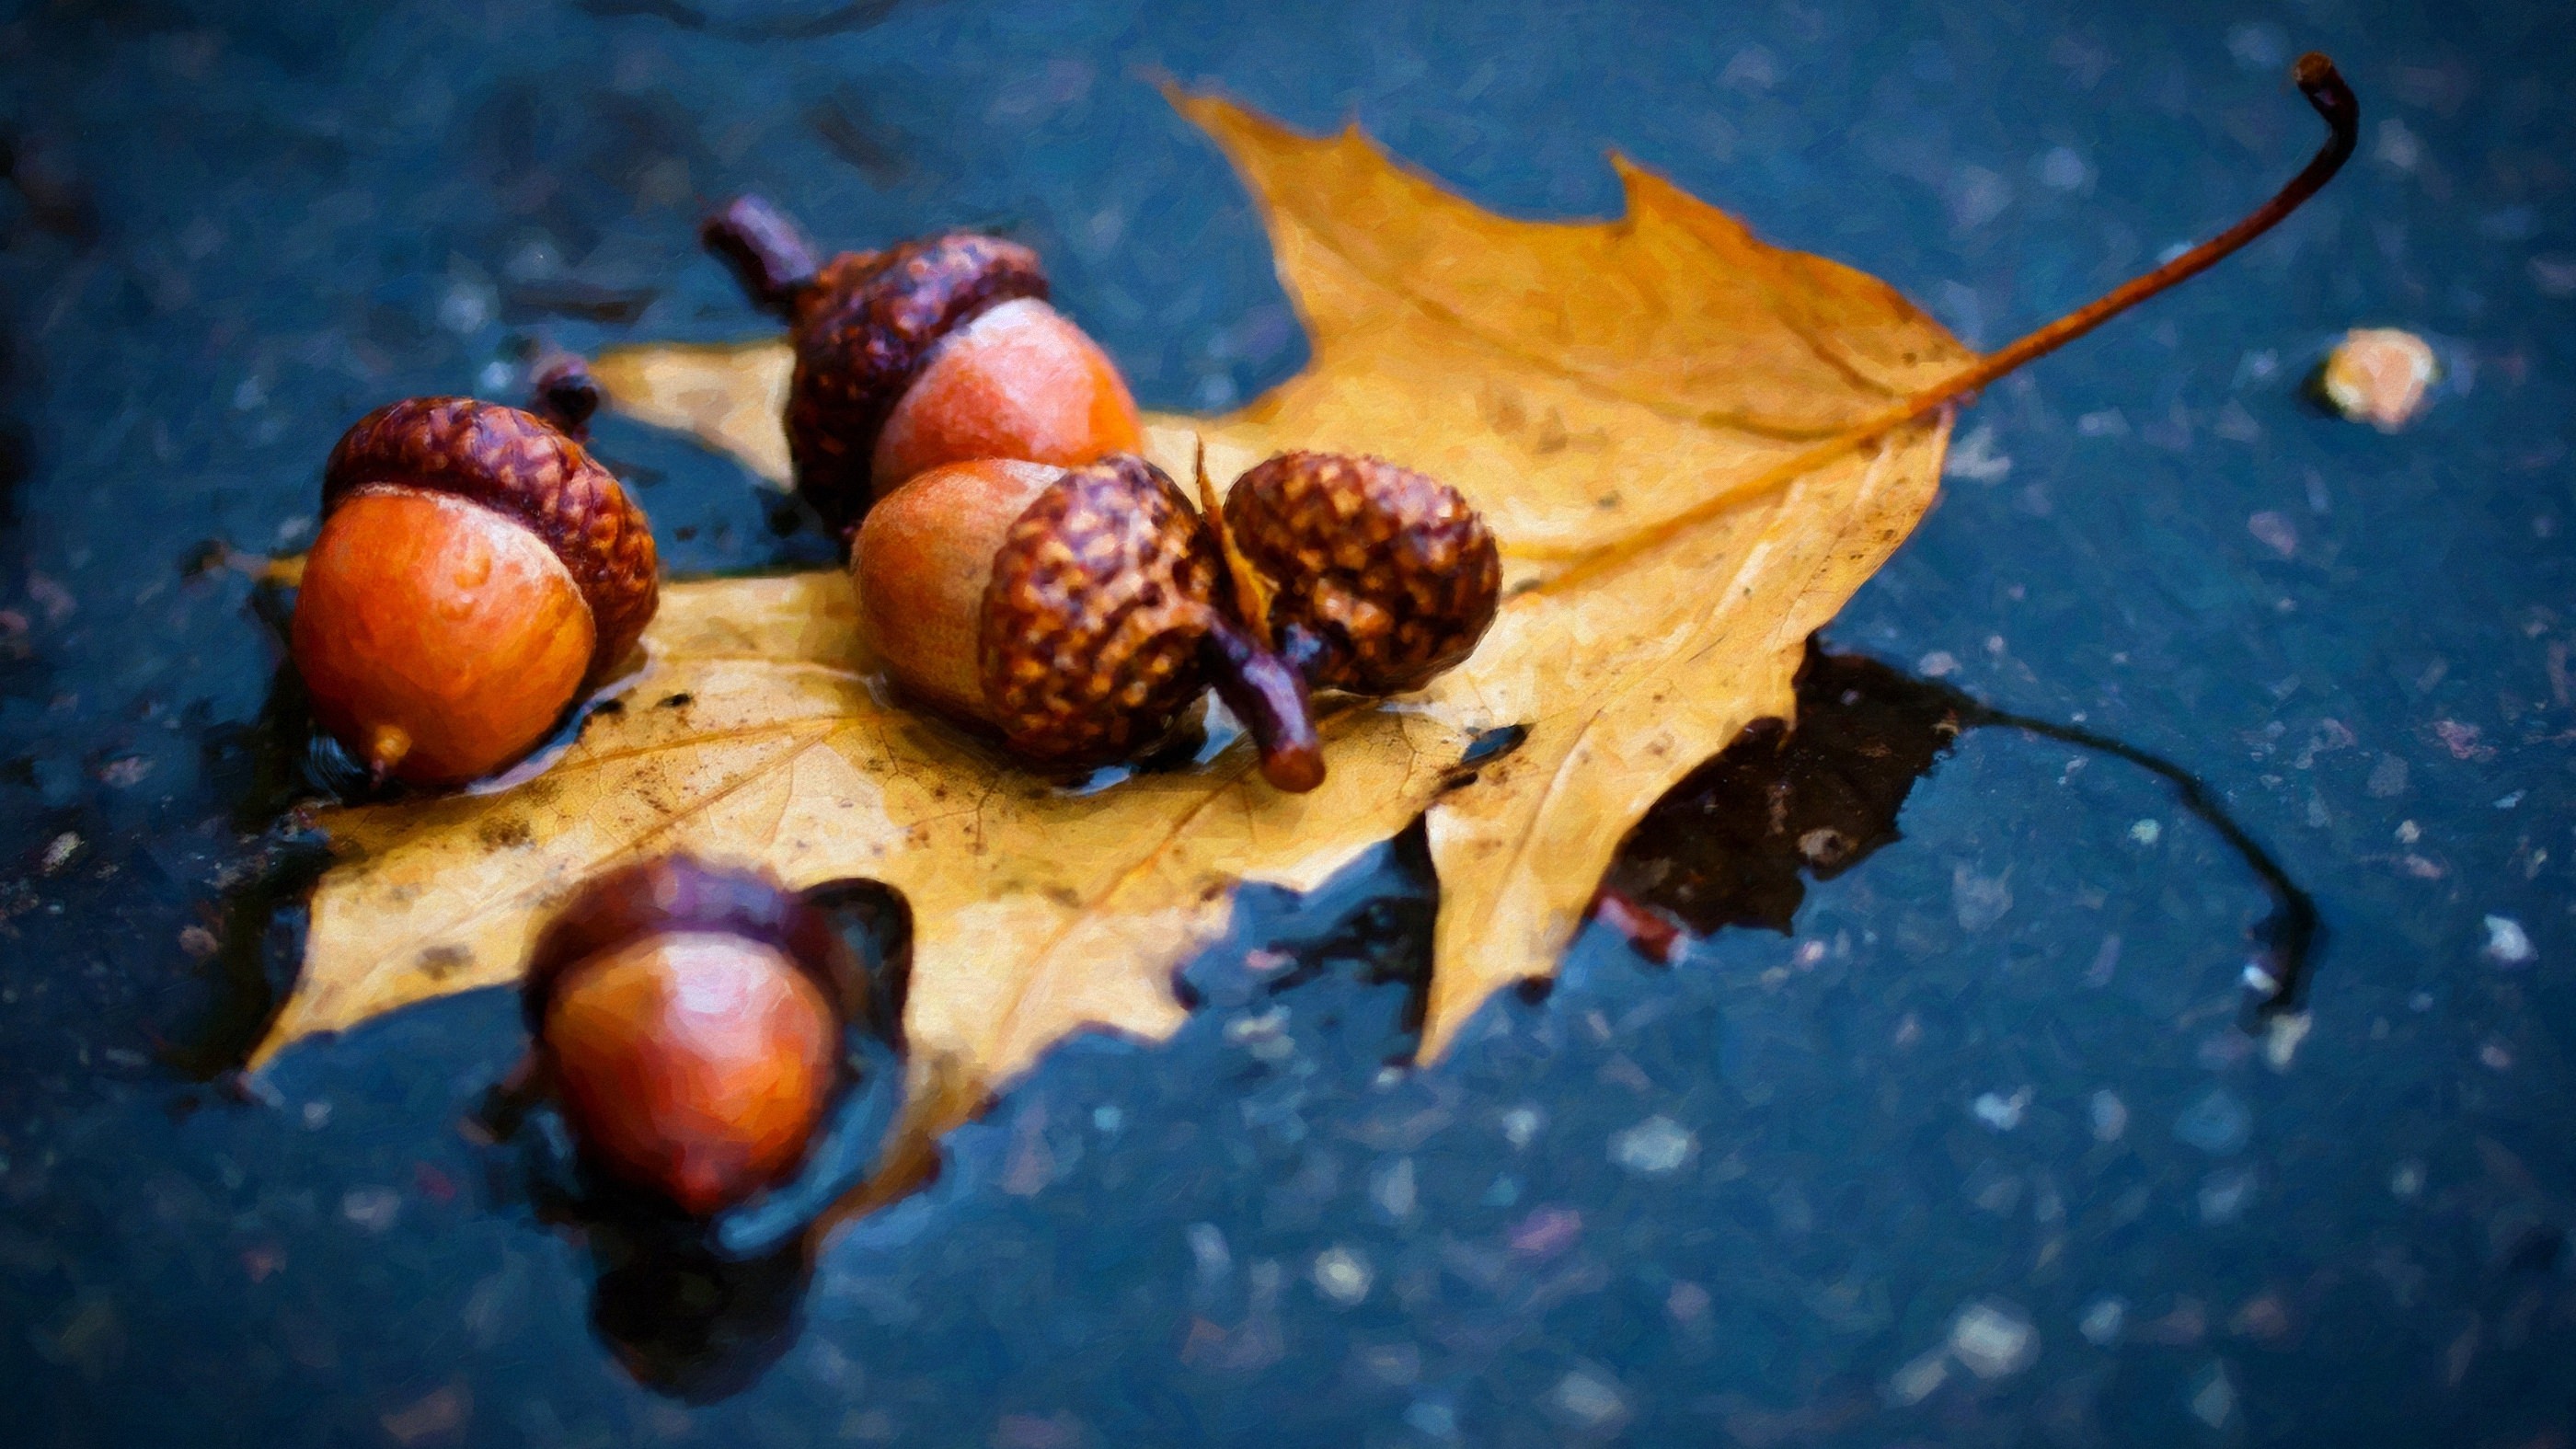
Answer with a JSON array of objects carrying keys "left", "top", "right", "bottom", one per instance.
[{"left": 4, "top": 0, "right": 2574, "bottom": 1443}]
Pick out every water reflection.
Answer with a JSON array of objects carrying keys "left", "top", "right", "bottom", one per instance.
[
  {"left": 194, "top": 638, "right": 2321, "bottom": 1399},
  {"left": 1601, "top": 643, "right": 2318, "bottom": 1016},
  {"left": 477, "top": 877, "right": 911, "bottom": 1399},
  {"left": 526, "top": 1151, "right": 814, "bottom": 1402}
]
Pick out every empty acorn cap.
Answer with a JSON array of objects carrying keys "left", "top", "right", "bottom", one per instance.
[
  {"left": 785, "top": 234, "right": 1051, "bottom": 536},
  {"left": 323, "top": 397, "right": 660, "bottom": 679},
  {"left": 1223, "top": 452, "right": 1501, "bottom": 695}
]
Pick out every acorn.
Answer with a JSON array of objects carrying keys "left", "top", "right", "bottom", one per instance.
[
  {"left": 291, "top": 359, "right": 657, "bottom": 786},
  {"left": 523, "top": 857, "right": 867, "bottom": 1216},
  {"left": 851, "top": 453, "right": 1324, "bottom": 791},
  {"left": 702, "top": 195, "right": 1142, "bottom": 536},
  {"left": 1221, "top": 452, "right": 1501, "bottom": 695}
]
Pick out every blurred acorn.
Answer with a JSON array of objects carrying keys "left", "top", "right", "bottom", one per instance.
[{"left": 523, "top": 857, "right": 867, "bottom": 1215}]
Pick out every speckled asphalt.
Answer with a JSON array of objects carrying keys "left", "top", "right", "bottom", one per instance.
[{"left": 3, "top": 1, "right": 2573, "bottom": 1443}]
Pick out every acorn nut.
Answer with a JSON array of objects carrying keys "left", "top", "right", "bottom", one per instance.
[
  {"left": 290, "top": 360, "right": 658, "bottom": 786},
  {"left": 1222, "top": 452, "right": 1501, "bottom": 695},
  {"left": 703, "top": 195, "right": 1142, "bottom": 537},
  {"left": 524, "top": 857, "right": 865, "bottom": 1216},
  {"left": 853, "top": 454, "right": 1324, "bottom": 791}
]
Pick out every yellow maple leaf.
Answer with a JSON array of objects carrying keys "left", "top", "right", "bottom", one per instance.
[{"left": 259, "top": 59, "right": 2358, "bottom": 1216}]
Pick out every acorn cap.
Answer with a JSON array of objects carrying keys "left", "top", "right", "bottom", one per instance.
[
  {"left": 323, "top": 397, "right": 659, "bottom": 681},
  {"left": 1223, "top": 452, "right": 1501, "bottom": 694},
  {"left": 979, "top": 454, "right": 1223, "bottom": 766},
  {"left": 522, "top": 857, "right": 866, "bottom": 1037},
  {"left": 787, "top": 234, "right": 1051, "bottom": 537}
]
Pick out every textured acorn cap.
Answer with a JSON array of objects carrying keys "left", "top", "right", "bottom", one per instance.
[
  {"left": 523, "top": 857, "right": 866, "bottom": 1037},
  {"left": 978, "top": 454, "right": 1224, "bottom": 766},
  {"left": 323, "top": 397, "right": 659, "bottom": 680},
  {"left": 1222, "top": 452, "right": 1501, "bottom": 694},
  {"left": 786, "top": 234, "right": 1050, "bottom": 537}
]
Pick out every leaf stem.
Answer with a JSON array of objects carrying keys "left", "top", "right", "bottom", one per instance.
[
  {"left": 1926, "top": 53, "right": 2356, "bottom": 410},
  {"left": 1540, "top": 53, "right": 2357, "bottom": 592}
]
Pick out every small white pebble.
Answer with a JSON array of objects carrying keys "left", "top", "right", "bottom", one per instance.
[
  {"left": 1186, "top": 1223, "right": 1230, "bottom": 1283},
  {"left": 2090, "top": 1090, "right": 2129, "bottom": 1142},
  {"left": 2390, "top": 1160, "right": 2426, "bottom": 1200},
  {"left": 1949, "top": 1299, "right": 2039, "bottom": 1379},
  {"left": 1224, "top": 1006, "right": 1288, "bottom": 1044},
  {"left": 2263, "top": 1013, "right": 2313, "bottom": 1072},
  {"left": 2375, "top": 118, "right": 2424, "bottom": 171},
  {"left": 2128, "top": 819, "right": 2162, "bottom": 845},
  {"left": 1887, "top": 1348, "right": 1950, "bottom": 1405},
  {"left": 1499, "top": 1106, "right": 1544, "bottom": 1149},
  {"left": 2189, "top": 1363, "right": 2237, "bottom": 1429},
  {"left": 39, "top": 832, "right": 80, "bottom": 875},
  {"left": 1311, "top": 1247, "right": 1374, "bottom": 1306},
  {"left": 2174, "top": 1089, "right": 2252, "bottom": 1156},
  {"left": 1371, "top": 1157, "right": 1417, "bottom": 1220},
  {"left": 1547, "top": 1370, "right": 1629, "bottom": 1431},
  {"left": 2320, "top": 328, "right": 2437, "bottom": 431},
  {"left": 1972, "top": 1087, "right": 2031, "bottom": 1133},
  {"left": 2200, "top": 1167, "right": 2257, "bottom": 1224},
  {"left": 1666, "top": 1282, "right": 1711, "bottom": 1323},
  {"left": 2078, "top": 1297, "right": 2128, "bottom": 1346},
  {"left": 341, "top": 1187, "right": 401, "bottom": 1234},
  {"left": 1608, "top": 1117, "right": 1696, "bottom": 1176},
  {"left": 1918, "top": 650, "right": 1960, "bottom": 678},
  {"left": 2247, "top": 511, "right": 2298, "bottom": 558},
  {"left": 2397, "top": 820, "right": 2421, "bottom": 843},
  {"left": 2482, "top": 915, "right": 2536, "bottom": 968}
]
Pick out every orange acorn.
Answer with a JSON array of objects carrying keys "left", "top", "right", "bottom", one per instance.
[
  {"left": 703, "top": 196, "right": 1141, "bottom": 536},
  {"left": 852, "top": 454, "right": 1323, "bottom": 791},
  {"left": 290, "top": 360, "right": 657, "bottom": 786},
  {"left": 524, "top": 857, "right": 865, "bottom": 1216}
]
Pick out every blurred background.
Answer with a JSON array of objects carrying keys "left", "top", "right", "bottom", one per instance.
[{"left": 3, "top": 0, "right": 2573, "bottom": 1443}]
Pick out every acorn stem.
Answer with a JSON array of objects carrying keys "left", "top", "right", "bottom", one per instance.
[
  {"left": 703, "top": 195, "right": 823, "bottom": 317},
  {"left": 1200, "top": 618, "right": 1324, "bottom": 793},
  {"left": 529, "top": 351, "right": 602, "bottom": 440}
]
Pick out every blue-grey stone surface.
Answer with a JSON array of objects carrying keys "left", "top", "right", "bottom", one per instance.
[{"left": 4, "top": 0, "right": 2573, "bottom": 1443}]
